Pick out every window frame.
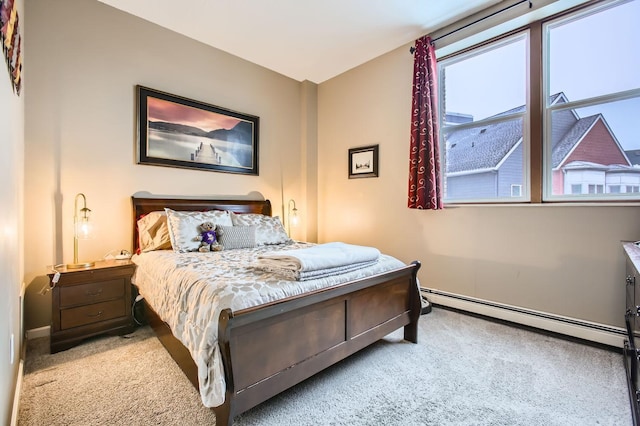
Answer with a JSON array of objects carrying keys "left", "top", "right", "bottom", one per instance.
[
  {"left": 438, "top": 32, "right": 531, "bottom": 204},
  {"left": 542, "top": 0, "right": 640, "bottom": 202},
  {"left": 436, "top": 0, "right": 640, "bottom": 205}
]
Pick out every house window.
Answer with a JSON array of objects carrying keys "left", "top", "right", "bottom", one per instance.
[
  {"left": 571, "top": 184, "right": 582, "bottom": 194},
  {"left": 438, "top": 33, "right": 528, "bottom": 203},
  {"left": 436, "top": 0, "right": 640, "bottom": 204},
  {"left": 543, "top": 0, "right": 640, "bottom": 201},
  {"left": 587, "top": 184, "right": 604, "bottom": 194},
  {"left": 627, "top": 186, "right": 640, "bottom": 193}
]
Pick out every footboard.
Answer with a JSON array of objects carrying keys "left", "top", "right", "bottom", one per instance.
[{"left": 214, "top": 261, "right": 421, "bottom": 425}]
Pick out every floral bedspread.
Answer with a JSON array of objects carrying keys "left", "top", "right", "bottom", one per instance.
[{"left": 131, "top": 242, "right": 405, "bottom": 408}]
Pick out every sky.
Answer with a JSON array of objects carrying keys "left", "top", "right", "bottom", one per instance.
[
  {"left": 442, "top": 0, "right": 640, "bottom": 149},
  {"left": 148, "top": 97, "right": 241, "bottom": 132}
]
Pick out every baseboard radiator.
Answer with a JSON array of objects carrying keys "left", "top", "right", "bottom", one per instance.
[{"left": 423, "top": 288, "right": 626, "bottom": 348}]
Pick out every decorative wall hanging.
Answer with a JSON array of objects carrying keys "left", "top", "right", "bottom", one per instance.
[
  {"left": 0, "top": 0, "right": 22, "bottom": 95},
  {"left": 137, "top": 86, "right": 260, "bottom": 175},
  {"left": 348, "top": 145, "right": 379, "bottom": 179}
]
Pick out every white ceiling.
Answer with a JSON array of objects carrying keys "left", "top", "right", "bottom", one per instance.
[{"left": 98, "top": 0, "right": 501, "bottom": 83}]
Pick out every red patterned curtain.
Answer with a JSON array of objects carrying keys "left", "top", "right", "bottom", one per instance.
[{"left": 408, "top": 36, "right": 442, "bottom": 210}]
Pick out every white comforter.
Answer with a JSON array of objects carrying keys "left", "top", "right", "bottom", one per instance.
[{"left": 131, "top": 242, "right": 405, "bottom": 408}]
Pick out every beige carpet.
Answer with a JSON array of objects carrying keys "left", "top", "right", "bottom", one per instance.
[
  {"left": 18, "top": 308, "right": 632, "bottom": 425},
  {"left": 18, "top": 325, "right": 216, "bottom": 425}
]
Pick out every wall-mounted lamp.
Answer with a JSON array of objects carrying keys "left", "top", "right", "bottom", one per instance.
[
  {"left": 287, "top": 199, "right": 299, "bottom": 237},
  {"left": 67, "top": 193, "right": 95, "bottom": 269}
]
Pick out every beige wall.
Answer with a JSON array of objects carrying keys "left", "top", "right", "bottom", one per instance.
[
  {"left": 317, "top": 44, "right": 640, "bottom": 328},
  {"left": 23, "top": 0, "right": 307, "bottom": 329},
  {"left": 0, "top": 0, "right": 25, "bottom": 421},
  {"left": 23, "top": 0, "right": 637, "bottom": 335}
]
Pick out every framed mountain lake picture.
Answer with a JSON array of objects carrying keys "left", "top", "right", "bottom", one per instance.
[
  {"left": 348, "top": 144, "right": 378, "bottom": 179},
  {"left": 137, "top": 86, "right": 259, "bottom": 175}
]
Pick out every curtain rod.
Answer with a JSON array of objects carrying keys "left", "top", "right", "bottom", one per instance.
[{"left": 410, "top": 0, "right": 532, "bottom": 53}]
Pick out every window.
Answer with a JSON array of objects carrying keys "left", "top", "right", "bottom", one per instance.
[
  {"left": 437, "top": 0, "right": 640, "bottom": 204},
  {"left": 439, "top": 34, "right": 529, "bottom": 203},
  {"left": 587, "top": 184, "right": 604, "bottom": 194},
  {"left": 543, "top": 0, "right": 640, "bottom": 201}
]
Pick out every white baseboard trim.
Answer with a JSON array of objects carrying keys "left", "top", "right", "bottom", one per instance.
[
  {"left": 10, "top": 358, "right": 23, "bottom": 426},
  {"left": 423, "top": 289, "right": 626, "bottom": 348},
  {"left": 25, "top": 326, "right": 50, "bottom": 340}
]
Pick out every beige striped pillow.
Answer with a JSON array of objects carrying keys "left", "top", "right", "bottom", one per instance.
[{"left": 217, "top": 225, "right": 256, "bottom": 250}]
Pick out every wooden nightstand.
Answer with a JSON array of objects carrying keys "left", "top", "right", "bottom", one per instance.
[{"left": 48, "top": 259, "right": 136, "bottom": 353}]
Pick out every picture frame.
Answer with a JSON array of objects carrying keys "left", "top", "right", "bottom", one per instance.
[
  {"left": 137, "top": 86, "right": 259, "bottom": 175},
  {"left": 348, "top": 145, "right": 379, "bottom": 179},
  {"left": 0, "top": 0, "right": 22, "bottom": 95}
]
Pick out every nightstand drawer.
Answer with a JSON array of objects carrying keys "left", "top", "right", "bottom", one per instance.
[
  {"left": 60, "top": 299, "right": 126, "bottom": 329},
  {"left": 59, "top": 279, "right": 125, "bottom": 307}
]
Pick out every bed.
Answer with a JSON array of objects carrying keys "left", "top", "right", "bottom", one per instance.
[{"left": 130, "top": 196, "right": 422, "bottom": 425}]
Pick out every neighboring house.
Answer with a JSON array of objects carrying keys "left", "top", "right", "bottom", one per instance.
[
  {"left": 444, "top": 107, "right": 524, "bottom": 199},
  {"left": 444, "top": 92, "right": 640, "bottom": 198},
  {"left": 625, "top": 149, "right": 640, "bottom": 166}
]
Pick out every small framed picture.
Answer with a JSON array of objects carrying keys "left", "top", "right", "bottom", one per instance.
[{"left": 348, "top": 145, "right": 379, "bottom": 179}]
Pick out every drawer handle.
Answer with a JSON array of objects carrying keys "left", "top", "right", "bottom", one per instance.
[
  {"left": 86, "top": 289, "right": 103, "bottom": 297},
  {"left": 628, "top": 307, "right": 640, "bottom": 318},
  {"left": 86, "top": 311, "right": 103, "bottom": 318}
]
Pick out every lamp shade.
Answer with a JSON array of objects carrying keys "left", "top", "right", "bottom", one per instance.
[
  {"left": 75, "top": 210, "right": 92, "bottom": 239},
  {"left": 287, "top": 199, "right": 299, "bottom": 237},
  {"left": 67, "top": 193, "right": 95, "bottom": 269}
]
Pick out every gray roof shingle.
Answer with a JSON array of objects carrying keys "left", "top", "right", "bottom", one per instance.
[{"left": 445, "top": 118, "right": 522, "bottom": 173}]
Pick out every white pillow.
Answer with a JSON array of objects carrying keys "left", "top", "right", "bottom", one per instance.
[
  {"left": 229, "top": 212, "right": 290, "bottom": 245},
  {"left": 137, "top": 211, "right": 172, "bottom": 252},
  {"left": 165, "top": 208, "right": 233, "bottom": 252}
]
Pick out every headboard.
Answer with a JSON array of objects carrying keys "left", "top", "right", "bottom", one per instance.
[{"left": 131, "top": 196, "right": 272, "bottom": 252}]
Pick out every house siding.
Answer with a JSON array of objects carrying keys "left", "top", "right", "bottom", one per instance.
[
  {"left": 497, "top": 142, "right": 523, "bottom": 198},
  {"left": 447, "top": 171, "right": 497, "bottom": 199},
  {"left": 563, "top": 119, "right": 629, "bottom": 166},
  {"left": 553, "top": 169, "right": 564, "bottom": 194}
]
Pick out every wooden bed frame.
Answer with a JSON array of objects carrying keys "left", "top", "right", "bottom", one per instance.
[{"left": 131, "top": 196, "right": 422, "bottom": 425}]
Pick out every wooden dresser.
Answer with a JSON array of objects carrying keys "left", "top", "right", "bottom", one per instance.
[
  {"left": 623, "top": 241, "right": 640, "bottom": 425},
  {"left": 48, "top": 259, "right": 135, "bottom": 353}
]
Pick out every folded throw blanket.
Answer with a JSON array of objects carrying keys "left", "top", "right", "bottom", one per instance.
[{"left": 256, "top": 242, "right": 381, "bottom": 281}]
